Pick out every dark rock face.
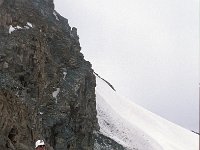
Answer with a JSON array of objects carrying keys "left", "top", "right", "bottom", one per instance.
[
  {"left": 94, "top": 132, "right": 125, "bottom": 150},
  {"left": 0, "top": 0, "right": 99, "bottom": 149}
]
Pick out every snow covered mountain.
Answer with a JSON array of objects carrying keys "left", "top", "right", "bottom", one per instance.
[{"left": 95, "top": 75, "right": 199, "bottom": 150}]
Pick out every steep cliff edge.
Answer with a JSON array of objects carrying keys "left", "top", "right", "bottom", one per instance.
[{"left": 0, "top": 0, "right": 99, "bottom": 149}]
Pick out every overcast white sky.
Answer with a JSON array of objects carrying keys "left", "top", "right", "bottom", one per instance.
[{"left": 54, "top": 0, "right": 199, "bottom": 131}]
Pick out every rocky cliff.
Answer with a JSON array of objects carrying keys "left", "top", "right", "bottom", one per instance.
[{"left": 0, "top": 0, "right": 100, "bottom": 149}]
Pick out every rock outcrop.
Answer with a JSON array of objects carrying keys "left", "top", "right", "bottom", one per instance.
[{"left": 0, "top": 0, "right": 99, "bottom": 149}]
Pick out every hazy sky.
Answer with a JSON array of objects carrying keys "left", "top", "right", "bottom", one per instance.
[{"left": 54, "top": 0, "right": 199, "bottom": 131}]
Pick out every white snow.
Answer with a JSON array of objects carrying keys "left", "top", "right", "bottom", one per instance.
[
  {"left": 16, "top": 26, "right": 22, "bottom": 29},
  {"left": 96, "top": 75, "right": 199, "bottom": 150},
  {"left": 53, "top": 11, "right": 59, "bottom": 21},
  {"left": 27, "top": 22, "right": 33, "bottom": 28},
  {"left": 39, "top": 112, "right": 44, "bottom": 115},
  {"left": 9, "top": 23, "right": 33, "bottom": 34},
  {"left": 63, "top": 72, "right": 67, "bottom": 80},
  {"left": 52, "top": 88, "right": 60, "bottom": 103},
  {"left": 9, "top": 25, "right": 16, "bottom": 34}
]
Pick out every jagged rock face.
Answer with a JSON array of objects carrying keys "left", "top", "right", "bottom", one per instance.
[
  {"left": 0, "top": 0, "right": 98, "bottom": 149},
  {"left": 94, "top": 133, "right": 125, "bottom": 150}
]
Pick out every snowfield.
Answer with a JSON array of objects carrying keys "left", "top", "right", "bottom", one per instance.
[{"left": 95, "top": 75, "right": 199, "bottom": 150}]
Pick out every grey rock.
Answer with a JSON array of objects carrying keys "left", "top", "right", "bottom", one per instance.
[
  {"left": 94, "top": 132, "right": 127, "bottom": 150},
  {"left": 0, "top": 0, "right": 98, "bottom": 149},
  {"left": 0, "top": 0, "right": 126, "bottom": 150}
]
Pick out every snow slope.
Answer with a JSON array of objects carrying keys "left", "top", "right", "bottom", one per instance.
[{"left": 95, "top": 76, "right": 199, "bottom": 150}]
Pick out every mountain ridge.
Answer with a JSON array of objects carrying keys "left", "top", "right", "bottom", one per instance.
[
  {"left": 0, "top": 0, "right": 99, "bottom": 149},
  {"left": 0, "top": 0, "right": 198, "bottom": 150},
  {"left": 95, "top": 75, "right": 199, "bottom": 150}
]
